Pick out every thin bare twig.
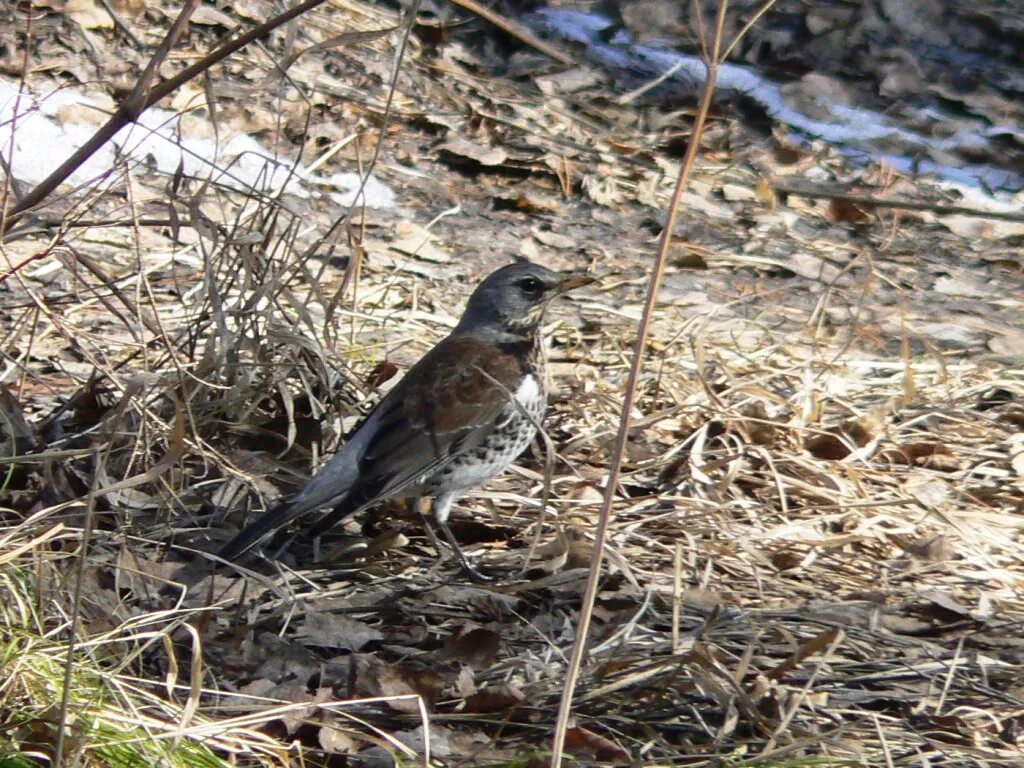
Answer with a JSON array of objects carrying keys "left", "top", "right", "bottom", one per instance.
[
  {"left": 445, "top": 0, "right": 572, "bottom": 65},
  {"left": 548, "top": 1, "right": 747, "bottom": 765},
  {"left": 772, "top": 180, "right": 1024, "bottom": 222}
]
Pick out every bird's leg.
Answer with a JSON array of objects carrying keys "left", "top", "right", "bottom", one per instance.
[
  {"left": 431, "top": 493, "right": 494, "bottom": 583},
  {"left": 411, "top": 496, "right": 443, "bottom": 552}
]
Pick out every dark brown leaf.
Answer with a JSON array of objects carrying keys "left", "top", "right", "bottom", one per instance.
[
  {"left": 828, "top": 198, "right": 870, "bottom": 222},
  {"left": 462, "top": 685, "right": 526, "bottom": 714},
  {"left": 355, "top": 656, "right": 442, "bottom": 712},
  {"left": 441, "top": 627, "right": 501, "bottom": 670},
  {"left": 564, "top": 726, "right": 630, "bottom": 763}
]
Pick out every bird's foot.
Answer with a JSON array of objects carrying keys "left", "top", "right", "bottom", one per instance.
[
  {"left": 436, "top": 519, "right": 495, "bottom": 583},
  {"left": 448, "top": 549, "right": 495, "bottom": 584}
]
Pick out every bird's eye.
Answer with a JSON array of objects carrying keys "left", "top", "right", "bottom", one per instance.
[{"left": 518, "top": 276, "right": 543, "bottom": 296}]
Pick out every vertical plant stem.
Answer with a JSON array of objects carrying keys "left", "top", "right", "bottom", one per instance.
[
  {"left": 54, "top": 453, "right": 100, "bottom": 768},
  {"left": 548, "top": 4, "right": 730, "bottom": 765}
]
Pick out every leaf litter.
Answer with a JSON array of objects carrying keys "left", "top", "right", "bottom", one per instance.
[{"left": 0, "top": 0, "right": 1023, "bottom": 766}]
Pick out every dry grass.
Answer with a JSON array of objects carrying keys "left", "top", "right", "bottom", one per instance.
[{"left": 1, "top": 0, "right": 1022, "bottom": 766}]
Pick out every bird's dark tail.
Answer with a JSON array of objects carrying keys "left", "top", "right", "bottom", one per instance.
[
  {"left": 218, "top": 497, "right": 305, "bottom": 561},
  {"left": 307, "top": 496, "right": 359, "bottom": 539},
  {"left": 219, "top": 494, "right": 365, "bottom": 562}
]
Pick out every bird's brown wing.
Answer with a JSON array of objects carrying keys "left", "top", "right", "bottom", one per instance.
[{"left": 350, "top": 335, "right": 531, "bottom": 505}]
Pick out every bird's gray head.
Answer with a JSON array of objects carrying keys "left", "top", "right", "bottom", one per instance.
[{"left": 457, "top": 262, "right": 592, "bottom": 338}]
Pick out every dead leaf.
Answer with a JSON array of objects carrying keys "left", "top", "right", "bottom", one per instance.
[
  {"left": 923, "top": 590, "right": 991, "bottom": 622},
  {"left": 827, "top": 198, "right": 869, "bottom": 222},
  {"left": 189, "top": 5, "right": 234, "bottom": 26},
  {"left": 535, "top": 67, "right": 603, "bottom": 95},
  {"left": 519, "top": 236, "right": 542, "bottom": 261},
  {"left": 454, "top": 665, "right": 476, "bottom": 698},
  {"left": 355, "top": 656, "right": 442, "bottom": 712},
  {"left": 532, "top": 227, "right": 576, "bottom": 249},
  {"left": 529, "top": 529, "right": 570, "bottom": 573},
  {"left": 389, "top": 222, "right": 451, "bottom": 263},
  {"left": 494, "top": 190, "right": 565, "bottom": 214},
  {"left": 755, "top": 177, "right": 778, "bottom": 207},
  {"left": 319, "top": 718, "right": 359, "bottom": 753},
  {"left": 769, "top": 550, "right": 803, "bottom": 572},
  {"left": 881, "top": 442, "right": 962, "bottom": 470},
  {"left": 564, "top": 726, "right": 630, "bottom": 763},
  {"left": 734, "top": 400, "right": 777, "bottom": 445},
  {"left": 64, "top": 0, "right": 114, "bottom": 30},
  {"left": 903, "top": 473, "right": 950, "bottom": 508},
  {"left": 260, "top": 684, "right": 333, "bottom": 735},
  {"left": 933, "top": 274, "right": 991, "bottom": 299},
  {"left": 357, "top": 529, "right": 409, "bottom": 560},
  {"left": 765, "top": 627, "right": 843, "bottom": 681},
  {"left": 438, "top": 136, "right": 508, "bottom": 167},
  {"left": 805, "top": 433, "right": 851, "bottom": 460},
  {"left": 296, "top": 613, "right": 383, "bottom": 651},
  {"left": 989, "top": 328, "right": 1024, "bottom": 357},
  {"left": 721, "top": 183, "right": 756, "bottom": 202},
  {"left": 442, "top": 627, "right": 501, "bottom": 670},
  {"left": 899, "top": 534, "right": 956, "bottom": 562},
  {"left": 999, "top": 406, "right": 1024, "bottom": 428},
  {"left": 365, "top": 360, "right": 399, "bottom": 389},
  {"left": 463, "top": 685, "right": 526, "bottom": 713}
]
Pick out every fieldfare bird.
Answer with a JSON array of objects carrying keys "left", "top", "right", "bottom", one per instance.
[{"left": 219, "top": 262, "right": 592, "bottom": 580}]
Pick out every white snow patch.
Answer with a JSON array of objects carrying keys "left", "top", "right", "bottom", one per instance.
[{"left": 0, "top": 79, "right": 396, "bottom": 208}]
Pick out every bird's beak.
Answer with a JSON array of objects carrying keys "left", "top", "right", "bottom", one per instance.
[{"left": 553, "top": 271, "right": 595, "bottom": 294}]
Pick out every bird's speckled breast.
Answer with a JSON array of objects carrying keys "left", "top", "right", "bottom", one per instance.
[{"left": 429, "top": 371, "right": 545, "bottom": 494}]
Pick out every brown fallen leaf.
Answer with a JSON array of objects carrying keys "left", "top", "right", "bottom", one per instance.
[
  {"left": 319, "top": 716, "right": 359, "bottom": 753},
  {"left": 755, "top": 177, "right": 778, "bottom": 207},
  {"left": 806, "top": 408, "right": 886, "bottom": 460},
  {"left": 355, "top": 656, "right": 442, "bottom": 712},
  {"left": 765, "top": 627, "right": 843, "bottom": 681},
  {"left": 438, "top": 136, "right": 508, "bottom": 167},
  {"left": 441, "top": 627, "right": 501, "bottom": 670},
  {"left": 52, "top": 0, "right": 114, "bottom": 30},
  {"left": 880, "top": 441, "right": 963, "bottom": 471},
  {"left": 532, "top": 227, "right": 576, "bottom": 249},
  {"left": 828, "top": 198, "right": 870, "bottom": 222},
  {"left": 733, "top": 400, "right": 777, "bottom": 445},
  {"left": 365, "top": 360, "right": 399, "bottom": 389},
  {"left": 804, "top": 432, "right": 851, "bottom": 460},
  {"left": 493, "top": 190, "right": 565, "bottom": 214},
  {"left": 769, "top": 550, "right": 803, "bottom": 572},
  {"left": 462, "top": 684, "right": 526, "bottom": 714},
  {"left": 923, "top": 590, "right": 992, "bottom": 623},
  {"left": 388, "top": 222, "right": 452, "bottom": 263},
  {"left": 296, "top": 612, "right": 384, "bottom": 652},
  {"left": 997, "top": 405, "right": 1024, "bottom": 429},
  {"left": 564, "top": 725, "right": 630, "bottom": 763}
]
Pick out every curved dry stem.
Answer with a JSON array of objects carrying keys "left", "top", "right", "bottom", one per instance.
[{"left": 548, "top": 1, "right": 779, "bottom": 764}]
